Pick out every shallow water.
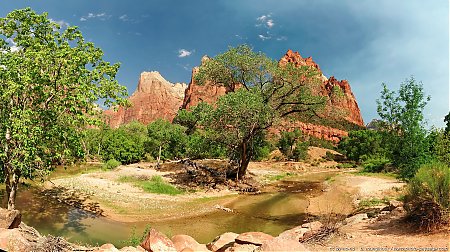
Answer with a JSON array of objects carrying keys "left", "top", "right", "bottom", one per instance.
[{"left": 1, "top": 172, "right": 335, "bottom": 248}]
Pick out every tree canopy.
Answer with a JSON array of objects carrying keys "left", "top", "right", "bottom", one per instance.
[
  {"left": 194, "top": 45, "right": 325, "bottom": 179},
  {"left": 0, "top": 8, "right": 127, "bottom": 209}
]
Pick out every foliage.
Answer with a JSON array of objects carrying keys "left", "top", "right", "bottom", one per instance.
[
  {"left": 173, "top": 102, "right": 213, "bottom": 135},
  {"left": 362, "top": 157, "right": 391, "bottom": 173},
  {"left": 444, "top": 111, "right": 450, "bottom": 134},
  {"left": 405, "top": 161, "right": 449, "bottom": 230},
  {"left": 277, "top": 129, "right": 302, "bottom": 158},
  {"left": 119, "top": 175, "right": 183, "bottom": 195},
  {"left": 185, "top": 131, "right": 226, "bottom": 159},
  {"left": 0, "top": 8, "right": 127, "bottom": 209},
  {"left": 196, "top": 45, "right": 325, "bottom": 179},
  {"left": 102, "top": 159, "right": 121, "bottom": 170},
  {"left": 146, "top": 119, "right": 188, "bottom": 162},
  {"left": 307, "top": 136, "right": 335, "bottom": 150},
  {"left": 358, "top": 197, "right": 389, "bottom": 209},
  {"left": 206, "top": 89, "right": 274, "bottom": 178},
  {"left": 431, "top": 130, "right": 450, "bottom": 164},
  {"left": 376, "top": 77, "right": 430, "bottom": 180},
  {"left": 123, "top": 225, "right": 151, "bottom": 246},
  {"left": 338, "top": 130, "right": 386, "bottom": 162}
]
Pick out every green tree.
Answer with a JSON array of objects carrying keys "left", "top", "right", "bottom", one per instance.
[
  {"left": 197, "top": 45, "right": 325, "bottom": 179},
  {"left": 277, "top": 129, "right": 302, "bottom": 159},
  {"left": 338, "top": 130, "right": 386, "bottom": 162},
  {"left": 173, "top": 102, "right": 213, "bottom": 135},
  {"left": 444, "top": 111, "right": 450, "bottom": 134},
  {"left": 146, "top": 119, "right": 188, "bottom": 165},
  {"left": 376, "top": 77, "right": 430, "bottom": 179},
  {"left": 0, "top": 8, "right": 127, "bottom": 209}
]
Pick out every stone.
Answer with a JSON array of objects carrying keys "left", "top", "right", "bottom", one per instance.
[
  {"left": 0, "top": 228, "right": 32, "bottom": 252},
  {"left": 278, "top": 226, "right": 310, "bottom": 240},
  {"left": 136, "top": 246, "right": 146, "bottom": 252},
  {"left": 104, "top": 71, "right": 187, "bottom": 128},
  {"left": 344, "top": 213, "right": 368, "bottom": 225},
  {"left": 0, "top": 208, "right": 21, "bottom": 229},
  {"left": 171, "top": 234, "right": 208, "bottom": 251},
  {"left": 140, "top": 228, "right": 177, "bottom": 252},
  {"left": 224, "top": 243, "right": 259, "bottom": 252},
  {"left": 257, "top": 236, "right": 309, "bottom": 251},
  {"left": 235, "top": 232, "right": 274, "bottom": 246},
  {"left": 120, "top": 246, "right": 137, "bottom": 251},
  {"left": 207, "top": 232, "right": 239, "bottom": 252}
]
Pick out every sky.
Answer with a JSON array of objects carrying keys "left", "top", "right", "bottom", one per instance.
[{"left": 1, "top": 0, "right": 449, "bottom": 128}]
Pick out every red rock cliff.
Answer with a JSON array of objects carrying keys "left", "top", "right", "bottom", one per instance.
[
  {"left": 182, "top": 56, "right": 233, "bottom": 109},
  {"left": 104, "top": 71, "right": 187, "bottom": 128}
]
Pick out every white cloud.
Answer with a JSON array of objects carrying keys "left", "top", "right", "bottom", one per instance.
[
  {"left": 258, "top": 34, "right": 271, "bottom": 41},
  {"left": 119, "top": 14, "right": 128, "bottom": 21},
  {"left": 178, "top": 49, "right": 193, "bottom": 58},
  {"left": 256, "top": 14, "right": 274, "bottom": 28},
  {"left": 50, "top": 18, "right": 70, "bottom": 28},
  {"left": 80, "top": 12, "right": 111, "bottom": 22},
  {"left": 276, "top": 36, "right": 287, "bottom": 41},
  {"left": 5, "top": 38, "right": 20, "bottom": 52}
]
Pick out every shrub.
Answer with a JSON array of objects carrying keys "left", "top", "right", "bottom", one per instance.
[
  {"left": 405, "top": 161, "right": 449, "bottom": 230},
  {"left": 292, "top": 141, "right": 309, "bottom": 161},
  {"left": 362, "top": 157, "right": 390, "bottom": 173},
  {"left": 103, "top": 159, "right": 121, "bottom": 170}
]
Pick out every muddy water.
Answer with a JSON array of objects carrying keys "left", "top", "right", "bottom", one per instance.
[{"left": 1, "top": 172, "right": 336, "bottom": 248}]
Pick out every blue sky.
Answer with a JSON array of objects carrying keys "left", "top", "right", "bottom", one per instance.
[{"left": 1, "top": 0, "right": 448, "bottom": 127}]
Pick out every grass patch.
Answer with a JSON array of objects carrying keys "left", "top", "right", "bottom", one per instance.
[
  {"left": 356, "top": 170, "right": 398, "bottom": 179},
  {"left": 118, "top": 175, "right": 183, "bottom": 195},
  {"left": 266, "top": 172, "right": 295, "bottom": 181},
  {"left": 358, "top": 197, "right": 389, "bottom": 208}
]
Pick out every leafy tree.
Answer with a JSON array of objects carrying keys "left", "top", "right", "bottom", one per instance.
[
  {"left": 0, "top": 8, "right": 127, "bottom": 209},
  {"left": 100, "top": 124, "right": 147, "bottom": 164},
  {"left": 338, "top": 130, "right": 386, "bottom": 162},
  {"left": 376, "top": 77, "right": 430, "bottom": 179},
  {"left": 444, "top": 111, "right": 450, "bottom": 134},
  {"left": 277, "top": 129, "right": 302, "bottom": 158},
  {"left": 173, "top": 102, "right": 213, "bottom": 135},
  {"left": 146, "top": 119, "right": 188, "bottom": 164},
  {"left": 196, "top": 45, "right": 325, "bottom": 179}
]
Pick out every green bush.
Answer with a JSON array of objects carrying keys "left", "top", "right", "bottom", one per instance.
[
  {"left": 405, "top": 161, "right": 449, "bottom": 230},
  {"left": 292, "top": 141, "right": 309, "bottom": 161},
  {"left": 362, "top": 157, "right": 391, "bottom": 173},
  {"left": 103, "top": 159, "right": 121, "bottom": 170},
  {"left": 338, "top": 130, "right": 386, "bottom": 162}
]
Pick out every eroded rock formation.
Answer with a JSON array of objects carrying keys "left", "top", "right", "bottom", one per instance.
[{"left": 104, "top": 71, "right": 187, "bottom": 128}]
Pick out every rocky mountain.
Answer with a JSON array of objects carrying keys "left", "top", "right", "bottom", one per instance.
[
  {"left": 105, "top": 50, "right": 364, "bottom": 142},
  {"left": 104, "top": 71, "right": 187, "bottom": 128}
]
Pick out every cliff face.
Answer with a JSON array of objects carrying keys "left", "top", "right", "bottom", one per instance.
[
  {"left": 182, "top": 56, "right": 233, "bottom": 110},
  {"left": 104, "top": 71, "right": 187, "bottom": 128},
  {"left": 279, "top": 49, "right": 364, "bottom": 127}
]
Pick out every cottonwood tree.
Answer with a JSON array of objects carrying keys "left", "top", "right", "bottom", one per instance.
[
  {"left": 0, "top": 8, "right": 127, "bottom": 209},
  {"left": 376, "top": 77, "right": 430, "bottom": 179},
  {"left": 196, "top": 45, "right": 325, "bottom": 179}
]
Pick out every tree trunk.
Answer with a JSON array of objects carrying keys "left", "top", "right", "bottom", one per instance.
[
  {"left": 157, "top": 145, "right": 162, "bottom": 167},
  {"left": 5, "top": 168, "right": 19, "bottom": 210},
  {"left": 237, "top": 142, "right": 251, "bottom": 180}
]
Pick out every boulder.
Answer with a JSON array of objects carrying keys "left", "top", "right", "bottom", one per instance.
[
  {"left": 140, "top": 228, "right": 177, "bottom": 252},
  {"left": 207, "top": 232, "right": 239, "bottom": 252},
  {"left": 257, "top": 236, "right": 309, "bottom": 251},
  {"left": 235, "top": 232, "right": 274, "bottom": 246},
  {"left": 0, "top": 228, "right": 32, "bottom": 252},
  {"left": 0, "top": 208, "right": 21, "bottom": 229},
  {"left": 278, "top": 226, "right": 310, "bottom": 240},
  {"left": 171, "top": 234, "right": 208, "bottom": 251},
  {"left": 300, "top": 221, "right": 324, "bottom": 241}
]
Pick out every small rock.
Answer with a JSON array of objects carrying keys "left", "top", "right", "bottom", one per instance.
[
  {"left": 225, "top": 243, "right": 259, "bottom": 252},
  {"left": 0, "top": 208, "right": 21, "bottom": 229},
  {"left": 140, "top": 228, "right": 177, "bottom": 252},
  {"left": 136, "top": 246, "right": 146, "bottom": 252},
  {"left": 98, "top": 243, "right": 119, "bottom": 251},
  {"left": 235, "top": 232, "right": 274, "bottom": 246},
  {"left": 257, "top": 236, "right": 309, "bottom": 251},
  {"left": 207, "top": 232, "right": 239, "bottom": 252},
  {"left": 120, "top": 246, "right": 137, "bottom": 251},
  {"left": 389, "top": 200, "right": 403, "bottom": 209},
  {"left": 344, "top": 213, "right": 368, "bottom": 225}
]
